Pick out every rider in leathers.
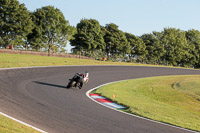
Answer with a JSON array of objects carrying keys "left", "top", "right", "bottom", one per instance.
[{"left": 74, "top": 71, "right": 89, "bottom": 89}]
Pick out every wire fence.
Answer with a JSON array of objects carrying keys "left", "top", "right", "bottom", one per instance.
[{"left": 0, "top": 49, "right": 95, "bottom": 60}]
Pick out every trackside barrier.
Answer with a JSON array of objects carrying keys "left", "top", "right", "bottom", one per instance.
[{"left": 0, "top": 49, "right": 95, "bottom": 60}]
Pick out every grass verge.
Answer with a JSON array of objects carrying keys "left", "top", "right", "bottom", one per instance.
[
  {"left": 0, "top": 114, "right": 41, "bottom": 133},
  {"left": 0, "top": 53, "right": 176, "bottom": 68},
  {"left": 93, "top": 75, "right": 200, "bottom": 132}
]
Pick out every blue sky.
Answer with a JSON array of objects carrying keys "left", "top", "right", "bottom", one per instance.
[{"left": 18, "top": 0, "right": 200, "bottom": 51}]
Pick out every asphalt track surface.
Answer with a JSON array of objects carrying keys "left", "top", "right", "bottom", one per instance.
[{"left": 0, "top": 66, "right": 200, "bottom": 133}]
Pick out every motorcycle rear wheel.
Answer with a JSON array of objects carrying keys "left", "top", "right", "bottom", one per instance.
[{"left": 66, "top": 81, "right": 76, "bottom": 89}]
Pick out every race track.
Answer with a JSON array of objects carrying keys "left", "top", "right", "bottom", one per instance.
[{"left": 0, "top": 66, "right": 199, "bottom": 133}]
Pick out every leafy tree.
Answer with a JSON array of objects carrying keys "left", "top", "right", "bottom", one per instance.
[
  {"left": 32, "top": 6, "right": 71, "bottom": 55},
  {"left": 141, "top": 33, "right": 165, "bottom": 64},
  {"left": 27, "top": 12, "right": 44, "bottom": 51},
  {"left": 70, "top": 19, "right": 105, "bottom": 57},
  {"left": 185, "top": 29, "right": 200, "bottom": 68},
  {"left": 159, "top": 28, "right": 191, "bottom": 66},
  {"left": 0, "top": 0, "right": 33, "bottom": 49},
  {"left": 125, "top": 33, "right": 147, "bottom": 62},
  {"left": 103, "top": 23, "right": 130, "bottom": 60}
]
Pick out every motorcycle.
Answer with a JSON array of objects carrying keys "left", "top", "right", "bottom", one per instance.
[{"left": 66, "top": 71, "right": 89, "bottom": 89}]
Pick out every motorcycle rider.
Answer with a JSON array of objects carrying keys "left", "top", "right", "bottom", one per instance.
[{"left": 73, "top": 71, "right": 89, "bottom": 89}]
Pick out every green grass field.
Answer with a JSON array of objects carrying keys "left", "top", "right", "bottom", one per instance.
[
  {"left": 0, "top": 53, "right": 181, "bottom": 68},
  {"left": 94, "top": 75, "right": 200, "bottom": 132},
  {"left": 0, "top": 53, "right": 144, "bottom": 68},
  {"left": 0, "top": 114, "right": 41, "bottom": 133}
]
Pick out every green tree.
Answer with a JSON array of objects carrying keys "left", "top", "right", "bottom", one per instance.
[
  {"left": 32, "top": 6, "right": 71, "bottom": 55},
  {"left": 185, "top": 29, "right": 200, "bottom": 68},
  {"left": 103, "top": 23, "right": 130, "bottom": 60},
  {"left": 27, "top": 12, "right": 44, "bottom": 51},
  {"left": 159, "top": 28, "right": 191, "bottom": 66},
  {"left": 141, "top": 32, "right": 165, "bottom": 64},
  {"left": 0, "top": 0, "right": 33, "bottom": 49},
  {"left": 125, "top": 33, "right": 147, "bottom": 62},
  {"left": 70, "top": 18, "right": 105, "bottom": 57}
]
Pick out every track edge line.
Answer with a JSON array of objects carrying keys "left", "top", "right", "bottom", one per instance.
[{"left": 0, "top": 112, "right": 48, "bottom": 133}]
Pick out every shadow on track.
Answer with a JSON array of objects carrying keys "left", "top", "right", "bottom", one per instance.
[{"left": 33, "top": 81, "right": 67, "bottom": 89}]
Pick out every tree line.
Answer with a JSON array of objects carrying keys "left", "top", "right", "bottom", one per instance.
[
  {"left": 0, "top": 0, "right": 76, "bottom": 54},
  {"left": 1, "top": 0, "right": 200, "bottom": 68},
  {"left": 71, "top": 19, "right": 200, "bottom": 68}
]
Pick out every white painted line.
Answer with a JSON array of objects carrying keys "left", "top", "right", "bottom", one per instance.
[
  {"left": 0, "top": 112, "right": 48, "bottom": 133},
  {"left": 86, "top": 80, "right": 199, "bottom": 133}
]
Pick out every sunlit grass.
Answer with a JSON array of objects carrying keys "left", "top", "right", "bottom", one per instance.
[
  {"left": 0, "top": 114, "right": 41, "bottom": 133},
  {"left": 94, "top": 75, "right": 200, "bottom": 132},
  {"left": 0, "top": 53, "right": 178, "bottom": 68}
]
